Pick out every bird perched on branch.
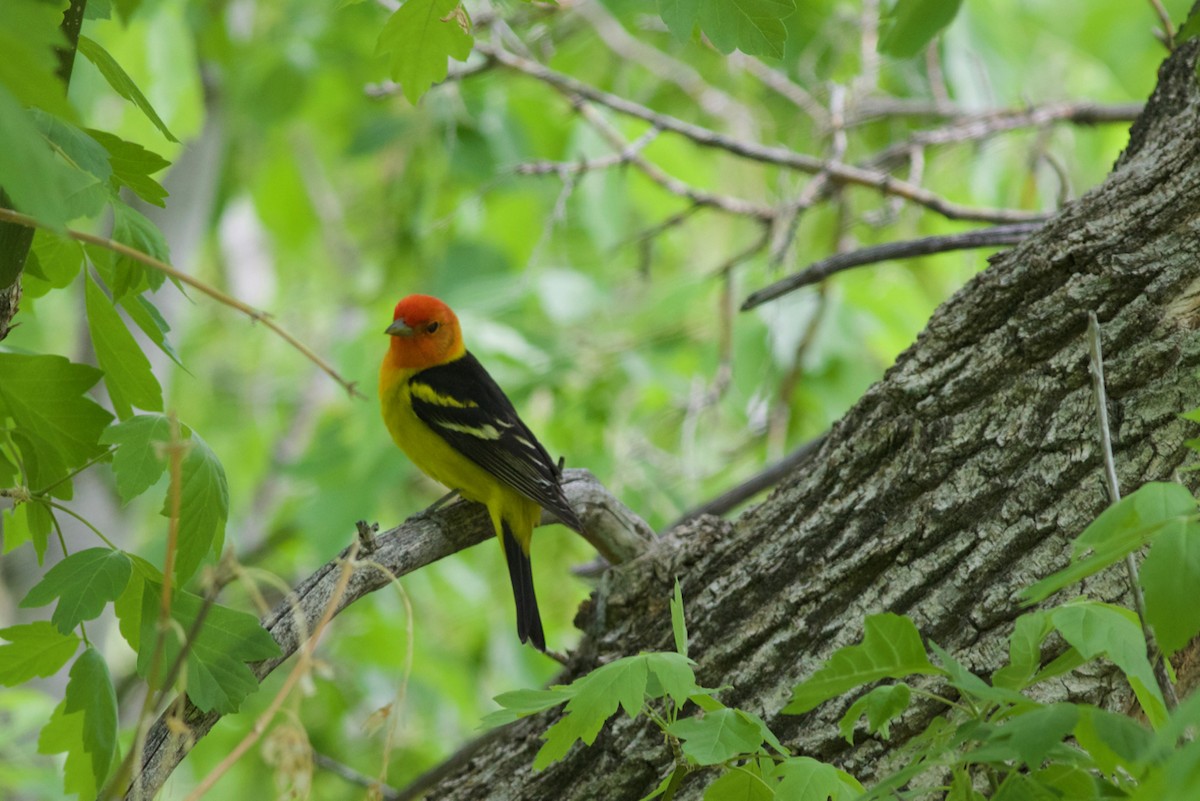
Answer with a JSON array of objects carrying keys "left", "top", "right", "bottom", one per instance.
[{"left": 379, "top": 294, "right": 584, "bottom": 651}]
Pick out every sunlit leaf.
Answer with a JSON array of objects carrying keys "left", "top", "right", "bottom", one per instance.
[
  {"left": 20, "top": 548, "right": 133, "bottom": 634},
  {"left": 0, "top": 621, "right": 80, "bottom": 686},
  {"left": 879, "top": 0, "right": 964, "bottom": 58},
  {"left": 377, "top": 0, "right": 473, "bottom": 104},
  {"left": 99, "top": 413, "right": 174, "bottom": 503},
  {"left": 85, "top": 273, "right": 164, "bottom": 419},
  {"left": 137, "top": 583, "right": 281, "bottom": 714},
  {"left": 163, "top": 431, "right": 229, "bottom": 585},
  {"left": 785, "top": 614, "right": 942, "bottom": 714},
  {"left": 1050, "top": 601, "right": 1166, "bottom": 727},
  {"left": 1140, "top": 517, "right": 1200, "bottom": 657},
  {"left": 76, "top": 35, "right": 179, "bottom": 143}
]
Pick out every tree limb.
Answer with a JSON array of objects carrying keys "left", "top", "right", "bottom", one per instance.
[
  {"left": 123, "top": 469, "right": 650, "bottom": 800},
  {"left": 741, "top": 222, "right": 1044, "bottom": 309}
]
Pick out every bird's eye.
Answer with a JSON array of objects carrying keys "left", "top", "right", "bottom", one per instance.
[{"left": 426, "top": 321, "right": 440, "bottom": 333}]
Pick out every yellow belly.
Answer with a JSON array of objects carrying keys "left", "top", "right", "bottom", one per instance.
[{"left": 380, "top": 365, "right": 539, "bottom": 549}]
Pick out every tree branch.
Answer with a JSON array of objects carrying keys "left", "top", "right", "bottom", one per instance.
[
  {"left": 472, "top": 41, "right": 1049, "bottom": 224},
  {"left": 742, "top": 222, "right": 1044, "bottom": 309},
  {"left": 123, "top": 469, "right": 650, "bottom": 800}
]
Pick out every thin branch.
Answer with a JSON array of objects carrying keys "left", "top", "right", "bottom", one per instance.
[
  {"left": 728, "top": 52, "right": 829, "bottom": 128},
  {"left": 1086, "top": 311, "right": 1178, "bottom": 710},
  {"left": 0, "top": 207, "right": 362, "bottom": 399},
  {"left": 123, "top": 470, "right": 651, "bottom": 800},
  {"left": 863, "top": 102, "right": 1144, "bottom": 171},
  {"left": 742, "top": 222, "right": 1042, "bottom": 310},
  {"left": 1148, "top": 0, "right": 1175, "bottom": 49},
  {"left": 312, "top": 750, "right": 401, "bottom": 800},
  {"left": 669, "top": 436, "right": 827, "bottom": 528},
  {"left": 512, "top": 127, "right": 660, "bottom": 177},
  {"left": 473, "top": 41, "right": 1048, "bottom": 225},
  {"left": 571, "top": 101, "right": 775, "bottom": 220}
]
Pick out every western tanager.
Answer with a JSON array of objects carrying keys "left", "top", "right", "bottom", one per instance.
[{"left": 379, "top": 294, "right": 583, "bottom": 651}]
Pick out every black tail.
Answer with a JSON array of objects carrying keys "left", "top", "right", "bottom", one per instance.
[{"left": 502, "top": 521, "right": 545, "bottom": 651}]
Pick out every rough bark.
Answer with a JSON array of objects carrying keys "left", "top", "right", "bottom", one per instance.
[{"left": 420, "top": 42, "right": 1200, "bottom": 800}]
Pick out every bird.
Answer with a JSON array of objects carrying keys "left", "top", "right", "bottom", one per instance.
[{"left": 378, "top": 294, "right": 584, "bottom": 651}]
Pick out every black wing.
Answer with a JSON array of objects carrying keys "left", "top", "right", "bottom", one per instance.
[{"left": 409, "top": 351, "right": 583, "bottom": 532}]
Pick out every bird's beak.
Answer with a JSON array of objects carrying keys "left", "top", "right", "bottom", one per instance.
[{"left": 385, "top": 319, "right": 413, "bottom": 337}]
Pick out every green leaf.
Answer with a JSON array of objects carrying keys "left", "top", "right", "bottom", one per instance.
[
  {"left": 76, "top": 35, "right": 179, "bottom": 143},
  {"left": 62, "top": 647, "right": 118, "bottom": 788},
  {"left": 482, "top": 687, "right": 573, "bottom": 728},
  {"left": 0, "top": 0, "right": 75, "bottom": 120},
  {"left": 668, "top": 708, "right": 766, "bottom": 766},
  {"left": 838, "top": 683, "right": 911, "bottom": 743},
  {"left": 377, "top": 0, "right": 474, "bottom": 105},
  {"left": 992, "top": 611, "right": 1051, "bottom": 691},
  {"left": 86, "top": 273, "right": 164, "bottom": 419},
  {"left": 20, "top": 548, "right": 133, "bottom": 634},
  {"left": 1074, "top": 705, "right": 1151, "bottom": 777},
  {"left": 38, "top": 701, "right": 101, "bottom": 799},
  {"left": 534, "top": 655, "right": 655, "bottom": 769},
  {"left": 771, "top": 756, "right": 863, "bottom": 800},
  {"left": 784, "top": 613, "right": 942, "bottom": 714},
  {"left": 2, "top": 501, "right": 55, "bottom": 559},
  {"left": 113, "top": 555, "right": 161, "bottom": 652},
  {"left": 137, "top": 583, "right": 281, "bottom": 714},
  {"left": 29, "top": 109, "right": 112, "bottom": 184},
  {"left": 23, "top": 229, "right": 85, "bottom": 298},
  {"left": 878, "top": 0, "right": 963, "bottom": 58},
  {"left": 930, "top": 642, "right": 1034, "bottom": 709},
  {"left": 0, "top": 621, "right": 80, "bottom": 685},
  {"left": 113, "top": 0, "right": 143, "bottom": 22},
  {"left": 967, "top": 703, "right": 1078, "bottom": 769},
  {"left": 643, "top": 651, "right": 708, "bottom": 705},
  {"left": 86, "top": 128, "right": 170, "bottom": 207},
  {"left": 1051, "top": 601, "right": 1166, "bottom": 727},
  {"left": 164, "top": 431, "right": 229, "bottom": 585},
  {"left": 659, "top": 0, "right": 698, "bottom": 43},
  {"left": 698, "top": 0, "right": 796, "bottom": 59},
  {"left": 119, "top": 294, "right": 183, "bottom": 367},
  {"left": 0, "top": 83, "right": 79, "bottom": 229},
  {"left": 671, "top": 577, "right": 688, "bottom": 658},
  {"left": 108, "top": 201, "right": 171, "bottom": 297},
  {"left": 1140, "top": 517, "right": 1200, "bottom": 657},
  {"left": 99, "top": 413, "right": 173, "bottom": 503},
  {"left": 704, "top": 766, "right": 772, "bottom": 801},
  {"left": 1021, "top": 482, "right": 1197, "bottom": 604},
  {"left": 0, "top": 353, "right": 113, "bottom": 493}
]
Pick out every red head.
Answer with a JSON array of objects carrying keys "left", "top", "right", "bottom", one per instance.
[{"left": 384, "top": 294, "right": 466, "bottom": 369}]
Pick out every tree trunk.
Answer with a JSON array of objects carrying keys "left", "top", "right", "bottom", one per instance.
[{"left": 422, "top": 40, "right": 1200, "bottom": 800}]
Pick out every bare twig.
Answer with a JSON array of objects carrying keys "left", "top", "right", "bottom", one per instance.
[
  {"left": 1086, "top": 311, "right": 1178, "bottom": 710},
  {"left": 571, "top": 101, "right": 775, "bottom": 220},
  {"left": 0, "top": 207, "right": 361, "bottom": 398},
  {"left": 123, "top": 470, "right": 650, "bottom": 800},
  {"left": 669, "top": 435, "right": 827, "bottom": 528},
  {"left": 728, "top": 52, "right": 829, "bottom": 128},
  {"left": 742, "top": 222, "right": 1042, "bottom": 309},
  {"left": 473, "top": 41, "right": 1048, "bottom": 224},
  {"left": 1148, "top": 0, "right": 1175, "bottom": 49},
  {"left": 863, "top": 102, "right": 1144, "bottom": 171},
  {"left": 313, "top": 750, "right": 401, "bottom": 800}
]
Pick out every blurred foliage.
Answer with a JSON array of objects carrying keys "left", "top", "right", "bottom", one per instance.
[{"left": 0, "top": 0, "right": 1190, "bottom": 797}]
